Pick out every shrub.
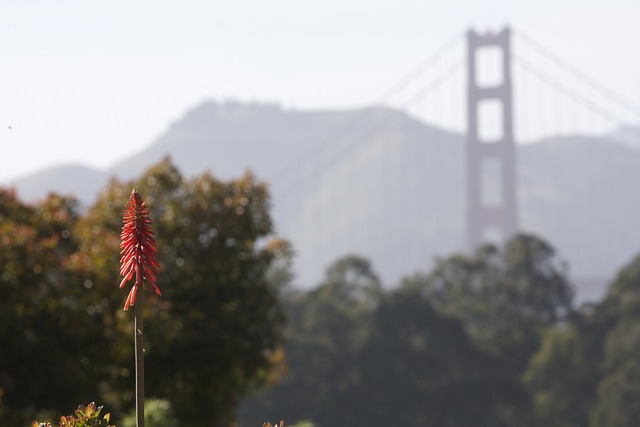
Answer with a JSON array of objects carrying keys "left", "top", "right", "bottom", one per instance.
[{"left": 32, "top": 402, "right": 114, "bottom": 427}]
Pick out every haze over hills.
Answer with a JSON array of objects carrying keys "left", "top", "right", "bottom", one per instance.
[
  {"left": 108, "top": 101, "right": 372, "bottom": 181},
  {"left": 10, "top": 163, "right": 109, "bottom": 205},
  {"left": 608, "top": 126, "right": 640, "bottom": 151},
  {"left": 9, "top": 100, "right": 640, "bottom": 302}
]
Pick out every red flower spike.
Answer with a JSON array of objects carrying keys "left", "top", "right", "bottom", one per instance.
[{"left": 119, "top": 189, "right": 161, "bottom": 310}]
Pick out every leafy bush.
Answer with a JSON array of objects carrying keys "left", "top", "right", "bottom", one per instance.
[{"left": 32, "top": 402, "right": 114, "bottom": 427}]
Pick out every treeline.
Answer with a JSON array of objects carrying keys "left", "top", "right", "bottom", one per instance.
[
  {"left": 239, "top": 236, "right": 640, "bottom": 427},
  {"left": 3, "top": 156, "right": 640, "bottom": 427},
  {"left": 0, "top": 158, "right": 287, "bottom": 426}
]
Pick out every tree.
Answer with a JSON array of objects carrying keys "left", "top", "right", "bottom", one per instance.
[
  {"left": 523, "top": 321, "right": 597, "bottom": 427},
  {"left": 399, "top": 234, "right": 574, "bottom": 426},
  {"left": 523, "top": 253, "right": 640, "bottom": 427},
  {"left": 412, "top": 234, "right": 574, "bottom": 375},
  {"left": 75, "top": 158, "right": 287, "bottom": 426},
  {"left": 0, "top": 190, "right": 103, "bottom": 425},
  {"left": 355, "top": 287, "right": 517, "bottom": 427},
  {"left": 588, "top": 254, "right": 640, "bottom": 427},
  {"left": 238, "top": 255, "right": 382, "bottom": 427},
  {"left": 0, "top": 158, "right": 287, "bottom": 426},
  {"left": 240, "top": 255, "right": 521, "bottom": 427}
]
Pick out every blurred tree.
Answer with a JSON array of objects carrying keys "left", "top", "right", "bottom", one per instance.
[
  {"left": 412, "top": 234, "right": 574, "bottom": 375},
  {"left": 0, "top": 157, "right": 287, "bottom": 426},
  {"left": 588, "top": 254, "right": 640, "bottom": 427},
  {"left": 239, "top": 255, "right": 523, "bottom": 427},
  {"left": 121, "top": 398, "right": 179, "bottom": 427},
  {"left": 300, "top": 255, "right": 381, "bottom": 425},
  {"left": 523, "top": 253, "right": 640, "bottom": 427},
  {"left": 355, "top": 287, "right": 517, "bottom": 427},
  {"left": 523, "top": 320, "right": 597, "bottom": 427},
  {"left": 75, "top": 158, "right": 287, "bottom": 426},
  {"left": 0, "top": 190, "right": 102, "bottom": 425},
  {"left": 238, "top": 255, "right": 381, "bottom": 426},
  {"left": 400, "top": 234, "right": 574, "bottom": 426}
]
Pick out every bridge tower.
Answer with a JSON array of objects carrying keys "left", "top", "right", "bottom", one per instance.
[{"left": 465, "top": 27, "right": 518, "bottom": 251}]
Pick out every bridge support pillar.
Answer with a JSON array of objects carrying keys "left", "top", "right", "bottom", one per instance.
[{"left": 466, "top": 27, "right": 518, "bottom": 251}]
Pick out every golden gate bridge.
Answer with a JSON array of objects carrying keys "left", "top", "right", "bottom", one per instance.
[{"left": 268, "top": 26, "right": 640, "bottom": 303}]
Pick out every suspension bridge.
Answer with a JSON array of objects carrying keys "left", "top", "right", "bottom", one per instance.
[{"left": 268, "top": 26, "right": 640, "bottom": 303}]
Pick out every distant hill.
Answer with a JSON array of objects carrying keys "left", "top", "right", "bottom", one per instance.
[
  {"left": 107, "top": 100, "right": 377, "bottom": 181},
  {"left": 608, "top": 125, "right": 640, "bottom": 150},
  {"left": 519, "top": 136, "right": 640, "bottom": 291},
  {"left": 10, "top": 164, "right": 109, "bottom": 203},
  {"left": 10, "top": 100, "right": 640, "bottom": 302}
]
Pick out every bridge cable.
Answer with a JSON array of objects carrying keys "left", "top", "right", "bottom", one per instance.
[
  {"left": 269, "top": 31, "right": 465, "bottom": 189},
  {"left": 273, "top": 58, "right": 466, "bottom": 199},
  {"left": 513, "top": 53, "right": 640, "bottom": 141},
  {"left": 513, "top": 28, "right": 640, "bottom": 119}
]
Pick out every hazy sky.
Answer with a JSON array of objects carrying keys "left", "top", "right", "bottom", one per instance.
[{"left": 1, "top": 0, "right": 638, "bottom": 181}]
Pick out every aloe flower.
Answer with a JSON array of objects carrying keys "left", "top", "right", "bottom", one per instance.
[{"left": 119, "top": 189, "right": 161, "bottom": 310}]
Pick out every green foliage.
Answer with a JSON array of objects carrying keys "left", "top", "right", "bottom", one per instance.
[
  {"left": 286, "top": 421, "right": 314, "bottom": 427},
  {"left": 240, "top": 254, "right": 519, "bottom": 427},
  {"left": 411, "top": 234, "right": 574, "bottom": 374},
  {"left": 523, "top": 253, "right": 640, "bottom": 427},
  {"left": 121, "top": 398, "right": 178, "bottom": 427},
  {"left": 354, "top": 287, "right": 516, "bottom": 427},
  {"left": 402, "top": 234, "right": 576, "bottom": 426},
  {"left": 524, "top": 323, "right": 597, "bottom": 427},
  {"left": 239, "top": 255, "right": 381, "bottom": 426},
  {"left": 10, "top": 154, "right": 640, "bottom": 426},
  {"left": 78, "top": 158, "right": 287, "bottom": 425},
  {"left": 32, "top": 402, "right": 114, "bottom": 427},
  {"left": 587, "top": 254, "right": 640, "bottom": 427},
  {"left": 0, "top": 190, "right": 103, "bottom": 425},
  {"left": 0, "top": 158, "right": 286, "bottom": 426}
]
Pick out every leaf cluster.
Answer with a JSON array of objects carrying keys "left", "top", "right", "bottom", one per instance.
[{"left": 32, "top": 402, "right": 114, "bottom": 427}]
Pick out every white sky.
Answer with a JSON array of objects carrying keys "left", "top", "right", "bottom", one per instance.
[{"left": 0, "top": 0, "right": 638, "bottom": 181}]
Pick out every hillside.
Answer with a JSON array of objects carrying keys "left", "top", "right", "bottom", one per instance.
[
  {"left": 108, "top": 100, "right": 382, "bottom": 181},
  {"left": 519, "top": 136, "right": 640, "bottom": 289},
  {"left": 9, "top": 100, "right": 640, "bottom": 302},
  {"left": 10, "top": 164, "right": 109, "bottom": 203}
]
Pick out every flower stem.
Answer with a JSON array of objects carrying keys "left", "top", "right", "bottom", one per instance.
[{"left": 135, "top": 287, "right": 145, "bottom": 427}]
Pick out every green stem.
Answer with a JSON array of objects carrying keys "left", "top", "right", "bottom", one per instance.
[{"left": 135, "top": 287, "right": 145, "bottom": 427}]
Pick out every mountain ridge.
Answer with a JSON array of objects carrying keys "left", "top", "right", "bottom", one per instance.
[{"left": 9, "top": 100, "right": 640, "bottom": 302}]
